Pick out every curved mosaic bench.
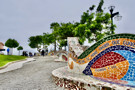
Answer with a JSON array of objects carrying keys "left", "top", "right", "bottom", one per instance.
[
  {"left": 48, "top": 51, "right": 54, "bottom": 56},
  {"left": 67, "top": 33, "right": 135, "bottom": 88},
  {"left": 52, "top": 66, "right": 132, "bottom": 90},
  {"left": 55, "top": 53, "right": 68, "bottom": 62},
  {"left": 54, "top": 50, "right": 68, "bottom": 62},
  {"left": 55, "top": 50, "right": 67, "bottom": 55}
]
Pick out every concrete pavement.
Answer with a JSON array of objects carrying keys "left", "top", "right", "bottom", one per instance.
[{"left": 0, "top": 56, "right": 66, "bottom": 90}]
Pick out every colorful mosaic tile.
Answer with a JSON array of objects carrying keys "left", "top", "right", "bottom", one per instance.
[
  {"left": 78, "top": 34, "right": 135, "bottom": 59},
  {"left": 67, "top": 33, "right": 135, "bottom": 88},
  {"left": 91, "top": 76, "right": 135, "bottom": 88},
  {"left": 62, "top": 55, "right": 68, "bottom": 61}
]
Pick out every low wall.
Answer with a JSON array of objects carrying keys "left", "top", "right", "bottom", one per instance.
[
  {"left": 52, "top": 66, "right": 132, "bottom": 90},
  {"left": 67, "top": 34, "right": 135, "bottom": 88}
]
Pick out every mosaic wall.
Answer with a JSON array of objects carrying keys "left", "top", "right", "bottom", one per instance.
[
  {"left": 67, "top": 37, "right": 86, "bottom": 71},
  {"left": 55, "top": 50, "right": 68, "bottom": 61},
  {"left": 48, "top": 51, "right": 54, "bottom": 56},
  {"left": 52, "top": 75, "right": 103, "bottom": 90},
  {"left": 67, "top": 34, "right": 135, "bottom": 87},
  {"left": 68, "top": 37, "right": 84, "bottom": 58},
  {"left": 58, "top": 53, "right": 68, "bottom": 61}
]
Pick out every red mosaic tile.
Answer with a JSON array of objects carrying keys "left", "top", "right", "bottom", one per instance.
[{"left": 91, "top": 52, "right": 126, "bottom": 68}]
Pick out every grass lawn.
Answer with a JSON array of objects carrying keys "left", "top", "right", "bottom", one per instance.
[{"left": 0, "top": 55, "right": 26, "bottom": 67}]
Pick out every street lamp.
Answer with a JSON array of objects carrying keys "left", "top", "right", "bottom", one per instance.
[{"left": 108, "top": 6, "right": 122, "bottom": 34}]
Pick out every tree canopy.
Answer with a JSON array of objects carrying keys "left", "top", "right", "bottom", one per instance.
[
  {"left": 28, "top": 35, "right": 42, "bottom": 52},
  {"left": 5, "top": 39, "right": 19, "bottom": 48},
  {"left": 17, "top": 46, "right": 23, "bottom": 51},
  {"left": 17, "top": 46, "right": 23, "bottom": 55},
  {"left": 28, "top": 0, "right": 117, "bottom": 52},
  {"left": 73, "top": 0, "right": 115, "bottom": 43},
  {"left": 42, "top": 33, "right": 55, "bottom": 46}
]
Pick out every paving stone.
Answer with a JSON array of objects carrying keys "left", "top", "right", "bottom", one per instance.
[{"left": 0, "top": 56, "right": 66, "bottom": 90}]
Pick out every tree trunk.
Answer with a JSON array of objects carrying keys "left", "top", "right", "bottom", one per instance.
[
  {"left": 19, "top": 50, "right": 20, "bottom": 55},
  {"left": 9, "top": 48, "right": 13, "bottom": 55},
  {"left": 65, "top": 46, "right": 66, "bottom": 51},
  {"left": 54, "top": 41, "right": 56, "bottom": 52},
  {"left": 59, "top": 47, "right": 62, "bottom": 50}
]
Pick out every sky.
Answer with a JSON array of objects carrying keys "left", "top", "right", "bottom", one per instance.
[{"left": 0, "top": 0, "right": 135, "bottom": 55}]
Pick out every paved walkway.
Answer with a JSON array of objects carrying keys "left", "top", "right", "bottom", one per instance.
[{"left": 0, "top": 56, "right": 66, "bottom": 90}]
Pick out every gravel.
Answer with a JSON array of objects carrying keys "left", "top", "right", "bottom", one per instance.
[{"left": 0, "top": 56, "right": 66, "bottom": 90}]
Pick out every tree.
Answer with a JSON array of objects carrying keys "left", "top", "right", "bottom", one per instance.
[
  {"left": 52, "top": 22, "right": 77, "bottom": 50},
  {"left": 17, "top": 46, "right": 23, "bottom": 55},
  {"left": 59, "top": 39, "right": 67, "bottom": 50},
  {"left": 5, "top": 38, "right": 19, "bottom": 55},
  {"left": 51, "top": 0, "right": 114, "bottom": 47},
  {"left": 50, "top": 22, "right": 60, "bottom": 52},
  {"left": 96, "top": 0, "right": 104, "bottom": 12},
  {"left": 74, "top": 0, "right": 115, "bottom": 43},
  {"left": 42, "top": 33, "right": 55, "bottom": 50},
  {"left": 42, "top": 33, "right": 55, "bottom": 45},
  {"left": 28, "top": 35, "right": 42, "bottom": 52}
]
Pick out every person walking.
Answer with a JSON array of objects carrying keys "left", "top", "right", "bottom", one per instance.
[
  {"left": 7, "top": 48, "right": 10, "bottom": 55},
  {"left": 46, "top": 49, "right": 48, "bottom": 55},
  {"left": 41, "top": 50, "right": 45, "bottom": 57}
]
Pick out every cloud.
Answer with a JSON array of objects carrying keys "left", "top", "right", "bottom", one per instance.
[{"left": 0, "top": 0, "right": 135, "bottom": 55}]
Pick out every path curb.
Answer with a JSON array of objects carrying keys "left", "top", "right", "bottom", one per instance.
[
  {"left": 0, "top": 58, "right": 36, "bottom": 73},
  {"left": 0, "top": 59, "right": 27, "bottom": 70}
]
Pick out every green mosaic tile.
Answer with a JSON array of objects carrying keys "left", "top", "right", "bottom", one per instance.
[{"left": 78, "top": 33, "right": 135, "bottom": 59}]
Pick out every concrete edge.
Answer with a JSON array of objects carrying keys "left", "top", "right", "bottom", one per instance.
[
  {"left": 52, "top": 66, "right": 132, "bottom": 90},
  {"left": 54, "top": 59, "right": 67, "bottom": 62},
  {"left": 0, "top": 58, "right": 35, "bottom": 70}
]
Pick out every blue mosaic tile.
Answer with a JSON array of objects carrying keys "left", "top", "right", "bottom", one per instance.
[
  {"left": 83, "top": 45, "right": 135, "bottom": 78},
  {"left": 72, "top": 34, "right": 135, "bottom": 88}
]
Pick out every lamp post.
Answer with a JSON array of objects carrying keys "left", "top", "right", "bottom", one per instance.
[{"left": 108, "top": 6, "right": 122, "bottom": 34}]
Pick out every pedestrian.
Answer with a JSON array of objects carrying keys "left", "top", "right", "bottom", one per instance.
[
  {"left": 34, "top": 53, "right": 36, "bottom": 56},
  {"left": 25, "top": 52, "right": 28, "bottom": 56},
  {"left": 41, "top": 50, "right": 45, "bottom": 56},
  {"left": 46, "top": 49, "right": 48, "bottom": 55},
  {"left": 7, "top": 48, "right": 10, "bottom": 55},
  {"left": 29, "top": 52, "right": 33, "bottom": 57},
  {"left": 22, "top": 51, "right": 25, "bottom": 56}
]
